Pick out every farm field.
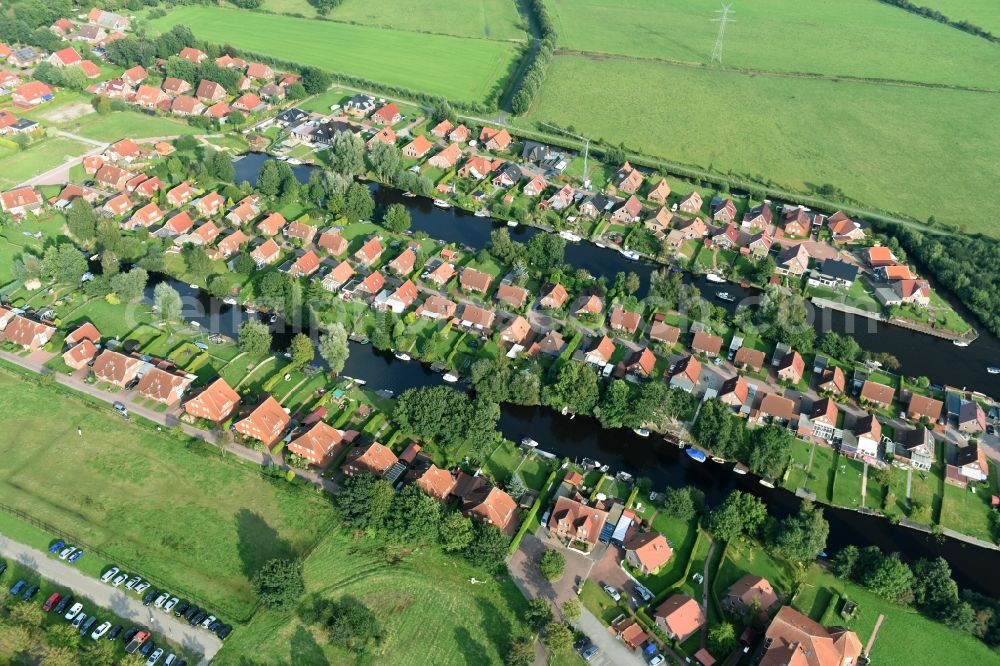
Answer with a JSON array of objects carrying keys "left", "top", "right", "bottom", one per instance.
[
  {"left": 0, "top": 136, "right": 91, "bottom": 190},
  {"left": 0, "top": 370, "right": 335, "bottom": 621},
  {"left": 146, "top": 6, "right": 521, "bottom": 104},
  {"left": 213, "top": 528, "right": 530, "bottom": 665},
  {"left": 520, "top": 54, "right": 1000, "bottom": 233},
  {"left": 262, "top": 0, "right": 527, "bottom": 41},
  {"left": 921, "top": 0, "right": 1000, "bottom": 34},
  {"left": 545, "top": 0, "right": 1000, "bottom": 88}
]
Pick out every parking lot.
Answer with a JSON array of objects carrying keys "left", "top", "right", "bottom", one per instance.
[{"left": 0, "top": 534, "right": 222, "bottom": 664}]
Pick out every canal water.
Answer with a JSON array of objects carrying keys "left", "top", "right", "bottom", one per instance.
[
  {"left": 233, "top": 153, "right": 1000, "bottom": 396},
  {"left": 147, "top": 273, "right": 1000, "bottom": 597}
]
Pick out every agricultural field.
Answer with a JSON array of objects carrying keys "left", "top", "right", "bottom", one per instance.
[
  {"left": 921, "top": 0, "right": 1000, "bottom": 34},
  {"left": 520, "top": 54, "right": 1000, "bottom": 233},
  {"left": 0, "top": 370, "right": 335, "bottom": 620},
  {"left": 213, "top": 528, "right": 530, "bottom": 665},
  {"left": 0, "top": 137, "right": 92, "bottom": 190},
  {"left": 146, "top": 6, "right": 521, "bottom": 104},
  {"left": 545, "top": 0, "right": 1000, "bottom": 88},
  {"left": 262, "top": 0, "right": 527, "bottom": 41}
]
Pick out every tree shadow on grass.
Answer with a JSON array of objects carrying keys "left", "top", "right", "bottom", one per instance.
[
  {"left": 454, "top": 626, "right": 490, "bottom": 666},
  {"left": 235, "top": 508, "right": 295, "bottom": 581},
  {"left": 475, "top": 596, "right": 516, "bottom": 658},
  {"left": 290, "top": 624, "right": 329, "bottom": 666}
]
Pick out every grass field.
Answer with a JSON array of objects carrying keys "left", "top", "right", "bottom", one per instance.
[
  {"left": 521, "top": 54, "right": 1000, "bottom": 232},
  {"left": 0, "top": 370, "right": 334, "bottom": 620},
  {"left": 214, "top": 528, "right": 529, "bottom": 665},
  {"left": 0, "top": 137, "right": 91, "bottom": 189},
  {"left": 921, "top": 0, "right": 1000, "bottom": 34},
  {"left": 67, "top": 111, "right": 204, "bottom": 142},
  {"left": 546, "top": 0, "right": 1000, "bottom": 88},
  {"left": 146, "top": 6, "right": 521, "bottom": 104}
]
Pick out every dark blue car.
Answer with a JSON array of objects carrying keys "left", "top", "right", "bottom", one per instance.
[
  {"left": 48, "top": 540, "right": 65, "bottom": 554},
  {"left": 67, "top": 550, "right": 84, "bottom": 564},
  {"left": 9, "top": 580, "right": 27, "bottom": 595}
]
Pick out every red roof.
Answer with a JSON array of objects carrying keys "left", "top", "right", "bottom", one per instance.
[
  {"left": 52, "top": 47, "right": 82, "bottom": 65},
  {"left": 13, "top": 81, "right": 53, "bottom": 104}
]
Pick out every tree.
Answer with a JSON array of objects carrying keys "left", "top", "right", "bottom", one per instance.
[
  {"left": 749, "top": 425, "right": 793, "bottom": 480},
  {"left": 153, "top": 282, "right": 182, "bottom": 324},
  {"left": 288, "top": 333, "right": 314, "bottom": 368},
  {"left": 561, "top": 598, "right": 581, "bottom": 623},
  {"left": 913, "top": 557, "right": 959, "bottom": 614},
  {"left": 318, "top": 324, "right": 350, "bottom": 373},
  {"left": 235, "top": 251, "right": 256, "bottom": 275},
  {"left": 42, "top": 244, "right": 88, "bottom": 284},
  {"left": 542, "top": 361, "right": 599, "bottom": 414},
  {"left": 66, "top": 198, "right": 97, "bottom": 241},
  {"left": 505, "top": 636, "right": 536, "bottom": 666},
  {"left": 335, "top": 473, "right": 395, "bottom": 529},
  {"left": 207, "top": 150, "right": 234, "bottom": 181},
  {"left": 661, "top": 486, "right": 705, "bottom": 521},
  {"left": 100, "top": 251, "right": 119, "bottom": 277},
  {"left": 832, "top": 545, "right": 859, "bottom": 578},
  {"left": 708, "top": 621, "right": 737, "bottom": 656},
  {"left": 257, "top": 159, "right": 282, "bottom": 197},
  {"left": 817, "top": 331, "right": 862, "bottom": 362},
  {"left": 312, "top": 596, "right": 383, "bottom": 654},
  {"left": 708, "top": 490, "right": 767, "bottom": 542},
  {"left": 465, "top": 522, "right": 510, "bottom": 572},
  {"left": 393, "top": 386, "right": 499, "bottom": 452},
  {"left": 184, "top": 246, "right": 213, "bottom": 281},
  {"left": 862, "top": 550, "right": 914, "bottom": 602},
  {"left": 328, "top": 131, "right": 366, "bottom": 176},
  {"left": 344, "top": 182, "right": 375, "bottom": 221},
  {"left": 251, "top": 558, "right": 304, "bottom": 609},
  {"left": 774, "top": 501, "right": 829, "bottom": 562},
  {"left": 439, "top": 510, "right": 475, "bottom": 552},
  {"left": 238, "top": 319, "right": 272, "bottom": 356},
  {"left": 542, "top": 620, "right": 574, "bottom": 654},
  {"left": 524, "top": 598, "right": 553, "bottom": 632},
  {"left": 385, "top": 484, "right": 442, "bottom": 543},
  {"left": 489, "top": 228, "right": 525, "bottom": 265},
  {"left": 300, "top": 66, "right": 332, "bottom": 94},
  {"left": 505, "top": 473, "right": 527, "bottom": 500},
  {"left": 208, "top": 275, "right": 230, "bottom": 299},
  {"left": 431, "top": 99, "right": 456, "bottom": 123},
  {"left": 381, "top": 202, "right": 411, "bottom": 233},
  {"left": 109, "top": 267, "right": 148, "bottom": 302},
  {"left": 539, "top": 549, "right": 566, "bottom": 581},
  {"left": 368, "top": 141, "right": 401, "bottom": 182},
  {"left": 625, "top": 271, "right": 641, "bottom": 295}
]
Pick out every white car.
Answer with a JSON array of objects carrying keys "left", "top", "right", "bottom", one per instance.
[
  {"left": 201, "top": 614, "right": 216, "bottom": 629},
  {"left": 134, "top": 581, "right": 151, "bottom": 594},
  {"left": 647, "top": 656, "right": 664, "bottom": 666},
  {"left": 146, "top": 647, "right": 164, "bottom": 665},
  {"left": 163, "top": 597, "right": 179, "bottom": 613},
  {"left": 71, "top": 613, "right": 86, "bottom": 628},
  {"left": 58, "top": 546, "right": 76, "bottom": 560},
  {"left": 602, "top": 585, "right": 621, "bottom": 602},
  {"left": 153, "top": 592, "right": 170, "bottom": 609},
  {"left": 100, "top": 567, "right": 120, "bottom": 583},
  {"left": 125, "top": 576, "right": 141, "bottom": 590},
  {"left": 112, "top": 573, "right": 129, "bottom": 587},
  {"left": 164, "top": 655, "right": 177, "bottom": 666},
  {"left": 91, "top": 621, "right": 112, "bottom": 640},
  {"left": 64, "top": 602, "right": 84, "bottom": 621}
]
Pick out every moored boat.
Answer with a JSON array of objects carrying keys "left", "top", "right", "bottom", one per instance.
[
  {"left": 619, "top": 249, "right": 640, "bottom": 261},
  {"left": 988, "top": 366, "right": 1000, "bottom": 375},
  {"left": 506, "top": 220, "right": 518, "bottom": 227},
  {"left": 393, "top": 351, "right": 411, "bottom": 361},
  {"left": 442, "top": 373, "right": 459, "bottom": 383},
  {"left": 521, "top": 437, "right": 538, "bottom": 448},
  {"left": 432, "top": 199, "right": 451, "bottom": 209},
  {"left": 706, "top": 272, "right": 725, "bottom": 283},
  {"left": 733, "top": 463, "right": 749, "bottom": 475},
  {"left": 710, "top": 456, "right": 726, "bottom": 464},
  {"left": 559, "top": 230, "right": 583, "bottom": 242},
  {"left": 685, "top": 448, "right": 707, "bottom": 463},
  {"left": 953, "top": 339, "right": 970, "bottom": 347},
  {"left": 474, "top": 209, "right": 489, "bottom": 217},
  {"left": 715, "top": 292, "right": 736, "bottom": 302},
  {"left": 759, "top": 479, "right": 776, "bottom": 488},
  {"left": 632, "top": 428, "right": 650, "bottom": 437}
]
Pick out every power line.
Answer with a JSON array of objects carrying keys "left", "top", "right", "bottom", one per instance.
[{"left": 711, "top": 4, "right": 735, "bottom": 64}]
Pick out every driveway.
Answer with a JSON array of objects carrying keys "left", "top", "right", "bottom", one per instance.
[
  {"left": 508, "top": 534, "right": 594, "bottom": 609},
  {"left": 0, "top": 535, "right": 221, "bottom": 664},
  {"left": 577, "top": 608, "right": 648, "bottom": 666}
]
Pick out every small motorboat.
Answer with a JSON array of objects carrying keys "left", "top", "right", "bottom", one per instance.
[
  {"left": 559, "top": 231, "right": 583, "bottom": 242},
  {"left": 705, "top": 273, "right": 726, "bottom": 284},
  {"left": 594, "top": 241, "right": 606, "bottom": 248},
  {"left": 189, "top": 321, "right": 200, "bottom": 328},
  {"left": 953, "top": 339, "right": 970, "bottom": 347},
  {"left": 685, "top": 448, "right": 707, "bottom": 463},
  {"left": 733, "top": 463, "right": 749, "bottom": 475},
  {"left": 474, "top": 209, "right": 489, "bottom": 218},
  {"left": 599, "top": 464, "right": 609, "bottom": 473},
  {"left": 442, "top": 373, "right": 459, "bottom": 383},
  {"left": 506, "top": 220, "right": 518, "bottom": 227},
  {"left": 222, "top": 297, "right": 238, "bottom": 305},
  {"left": 433, "top": 199, "right": 451, "bottom": 209},
  {"left": 715, "top": 291, "right": 736, "bottom": 302},
  {"left": 393, "top": 351, "right": 412, "bottom": 361},
  {"left": 632, "top": 428, "right": 651, "bottom": 438},
  {"left": 244, "top": 305, "right": 256, "bottom": 314},
  {"left": 269, "top": 314, "right": 278, "bottom": 323},
  {"left": 286, "top": 158, "right": 302, "bottom": 165},
  {"left": 402, "top": 192, "right": 417, "bottom": 198},
  {"left": 710, "top": 456, "right": 726, "bottom": 464},
  {"left": 619, "top": 249, "right": 640, "bottom": 261},
  {"left": 189, "top": 283, "right": 199, "bottom": 289},
  {"left": 759, "top": 479, "right": 776, "bottom": 489},
  {"left": 988, "top": 366, "right": 1000, "bottom": 375},
  {"left": 521, "top": 437, "right": 538, "bottom": 448}
]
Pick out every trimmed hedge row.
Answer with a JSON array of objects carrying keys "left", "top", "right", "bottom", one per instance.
[{"left": 510, "top": 0, "right": 558, "bottom": 115}]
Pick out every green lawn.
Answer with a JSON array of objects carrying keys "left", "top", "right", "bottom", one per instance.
[
  {"left": 714, "top": 540, "right": 796, "bottom": 601},
  {"left": 831, "top": 456, "right": 866, "bottom": 510},
  {"left": 0, "top": 369, "right": 334, "bottom": 620},
  {"left": 67, "top": 110, "right": 205, "bottom": 142},
  {"left": 804, "top": 444, "right": 837, "bottom": 502},
  {"left": 521, "top": 54, "right": 1000, "bottom": 234},
  {"left": 793, "top": 566, "right": 998, "bottom": 666},
  {"left": 921, "top": 0, "right": 1000, "bottom": 33},
  {"left": 147, "top": 6, "right": 521, "bottom": 104},
  {"left": 939, "top": 461, "right": 998, "bottom": 542},
  {"left": 579, "top": 579, "right": 627, "bottom": 625},
  {"left": 214, "top": 528, "right": 530, "bottom": 665},
  {"left": 546, "top": 0, "right": 1000, "bottom": 88},
  {"left": 0, "top": 137, "right": 92, "bottom": 189}
]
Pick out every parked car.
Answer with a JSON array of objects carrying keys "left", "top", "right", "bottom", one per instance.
[
  {"left": 602, "top": 585, "right": 621, "bottom": 602},
  {"left": 91, "top": 621, "right": 112, "bottom": 640},
  {"left": 113, "top": 401, "right": 128, "bottom": 417},
  {"left": 21, "top": 584, "right": 39, "bottom": 602},
  {"left": 9, "top": 579, "right": 27, "bottom": 596},
  {"left": 112, "top": 573, "right": 129, "bottom": 587},
  {"left": 67, "top": 550, "right": 84, "bottom": 564},
  {"left": 138, "top": 640, "right": 155, "bottom": 658},
  {"left": 208, "top": 619, "right": 222, "bottom": 632},
  {"left": 216, "top": 624, "right": 232, "bottom": 640},
  {"left": 142, "top": 589, "right": 158, "bottom": 606},
  {"left": 100, "top": 567, "right": 120, "bottom": 583},
  {"left": 647, "top": 655, "right": 664, "bottom": 666},
  {"left": 124, "top": 576, "right": 140, "bottom": 590},
  {"left": 79, "top": 615, "right": 97, "bottom": 636},
  {"left": 107, "top": 625, "right": 123, "bottom": 641},
  {"left": 146, "top": 647, "right": 164, "bottom": 665},
  {"left": 153, "top": 592, "right": 170, "bottom": 609},
  {"left": 123, "top": 627, "right": 139, "bottom": 644},
  {"left": 134, "top": 580, "right": 150, "bottom": 594},
  {"left": 58, "top": 546, "right": 76, "bottom": 560},
  {"left": 48, "top": 540, "right": 65, "bottom": 554},
  {"left": 163, "top": 597, "right": 179, "bottom": 613},
  {"left": 200, "top": 615, "right": 216, "bottom": 629},
  {"left": 53, "top": 595, "right": 73, "bottom": 615},
  {"left": 71, "top": 613, "right": 87, "bottom": 628},
  {"left": 173, "top": 601, "right": 190, "bottom": 617},
  {"left": 190, "top": 611, "right": 207, "bottom": 626},
  {"left": 43, "top": 593, "right": 62, "bottom": 612},
  {"left": 64, "top": 602, "right": 84, "bottom": 621},
  {"left": 164, "top": 654, "right": 177, "bottom": 666},
  {"left": 581, "top": 644, "right": 599, "bottom": 662},
  {"left": 183, "top": 606, "right": 199, "bottom": 621}
]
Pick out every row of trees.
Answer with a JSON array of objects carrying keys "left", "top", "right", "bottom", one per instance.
[
  {"left": 510, "top": 0, "right": 557, "bottom": 115},
  {"left": 692, "top": 399, "right": 795, "bottom": 480},
  {"left": 391, "top": 386, "right": 500, "bottom": 459},
  {"left": 707, "top": 491, "right": 830, "bottom": 563}
]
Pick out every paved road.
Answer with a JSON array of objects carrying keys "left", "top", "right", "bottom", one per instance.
[
  {"left": 0, "top": 534, "right": 222, "bottom": 664},
  {"left": 577, "top": 608, "right": 648, "bottom": 666}
]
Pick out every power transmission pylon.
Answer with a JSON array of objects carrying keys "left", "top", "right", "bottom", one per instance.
[{"left": 710, "top": 4, "right": 735, "bottom": 64}]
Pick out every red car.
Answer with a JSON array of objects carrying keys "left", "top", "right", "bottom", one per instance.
[{"left": 42, "top": 592, "right": 62, "bottom": 612}]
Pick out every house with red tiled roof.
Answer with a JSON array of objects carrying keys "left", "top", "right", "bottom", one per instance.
[
  {"left": 827, "top": 211, "right": 865, "bottom": 242},
  {"left": 712, "top": 198, "right": 738, "bottom": 223},
  {"left": 782, "top": 207, "right": 811, "bottom": 236},
  {"left": 776, "top": 244, "right": 810, "bottom": 276},
  {"left": 647, "top": 178, "right": 671, "bottom": 204},
  {"left": 63, "top": 339, "right": 98, "bottom": 370},
  {"left": 625, "top": 531, "right": 672, "bottom": 575},
  {"left": 288, "top": 422, "right": 345, "bottom": 467},
  {"left": 691, "top": 330, "right": 723, "bottom": 357},
  {"left": 611, "top": 195, "right": 643, "bottom": 224},
  {"left": 958, "top": 401, "right": 986, "bottom": 434},
  {"left": 678, "top": 191, "right": 703, "bottom": 214},
  {"left": 500, "top": 315, "right": 532, "bottom": 346},
  {"left": 316, "top": 228, "right": 347, "bottom": 256},
  {"left": 95, "top": 164, "right": 129, "bottom": 191},
  {"left": 246, "top": 62, "right": 273, "bottom": 80},
  {"left": 549, "top": 496, "right": 608, "bottom": 547},
  {"left": 134, "top": 177, "right": 162, "bottom": 199},
  {"left": 777, "top": 350, "right": 805, "bottom": 384},
  {"left": 609, "top": 306, "right": 641, "bottom": 334},
  {"left": 613, "top": 162, "right": 644, "bottom": 194},
  {"left": 50, "top": 18, "right": 75, "bottom": 36},
  {"left": 723, "top": 575, "right": 779, "bottom": 617},
  {"left": 193, "top": 221, "right": 221, "bottom": 246},
  {"left": 380, "top": 279, "right": 419, "bottom": 314},
  {"left": 460, "top": 267, "right": 493, "bottom": 294},
  {"left": 818, "top": 366, "right": 845, "bottom": 394},
  {"left": 136, "top": 367, "right": 193, "bottom": 406},
  {"left": 625, "top": 348, "right": 657, "bottom": 378},
  {"left": 479, "top": 126, "right": 512, "bottom": 152},
  {"left": 388, "top": 248, "right": 416, "bottom": 276},
  {"left": 48, "top": 47, "right": 83, "bottom": 67},
  {"left": 523, "top": 174, "right": 547, "bottom": 197},
  {"left": 574, "top": 294, "right": 604, "bottom": 316},
  {"left": 459, "top": 304, "right": 495, "bottom": 331},
  {"left": 463, "top": 485, "right": 519, "bottom": 535},
  {"left": 585, "top": 336, "right": 615, "bottom": 366},
  {"left": 102, "top": 193, "right": 131, "bottom": 217},
  {"left": 430, "top": 119, "right": 453, "bottom": 138},
  {"left": 733, "top": 347, "right": 766, "bottom": 372},
  {"left": 321, "top": 260, "right": 355, "bottom": 292},
  {"left": 233, "top": 92, "right": 266, "bottom": 114},
  {"left": 448, "top": 124, "right": 470, "bottom": 142},
  {"left": 251, "top": 238, "right": 281, "bottom": 267},
  {"left": 650, "top": 320, "right": 681, "bottom": 346},
  {"left": 184, "top": 378, "right": 240, "bottom": 423},
  {"left": 428, "top": 143, "right": 462, "bottom": 169},
  {"left": 372, "top": 102, "right": 401, "bottom": 125},
  {"left": 352, "top": 271, "right": 384, "bottom": 298},
  {"left": 866, "top": 246, "right": 896, "bottom": 268},
  {"left": 12, "top": 81, "right": 54, "bottom": 108},
  {"left": 195, "top": 192, "right": 224, "bottom": 217},
  {"left": 668, "top": 355, "right": 701, "bottom": 392},
  {"left": 799, "top": 397, "right": 839, "bottom": 442},
  {"left": 402, "top": 134, "right": 432, "bottom": 158},
  {"left": 719, "top": 375, "right": 750, "bottom": 408},
  {"left": 341, "top": 441, "right": 398, "bottom": 477},
  {"left": 253, "top": 212, "right": 284, "bottom": 237},
  {"left": 196, "top": 80, "right": 226, "bottom": 104},
  {"left": 424, "top": 262, "right": 455, "bottom": 288},
  {"left": 539, "top": 283, "right": 568, "bottom": 309},
  {"left": 759, "top": 606, "right": 861, "bottom": 666},
  {"left": 289, "top": 249, "right": 321, "bottom": 278},
  {"left": 179, "top": 47, "right": 207, "bottom": 63},
  {"left": 418, "top": 295, "right": 457, "bottom": 321},
  {"left": 412, "top": 464, "right": 457, "bottom": 500},
  {"left": 860, "top": 380, "right": 895, "bottom": 409},
  {"left": 163, "top": 211, "right": 194, "bottom": 236},
  {"left": 3, "top": 316, "right": 54, "bottom": 350},
  {"left": 65, "top": 323, "right": 101, "bottom": 347},
  {"left": 166, "top": 181, "right": 195, "bottom": 207},
  {"left": 134, "top": 84, "right": 168, "bottom": 109},
  {"left": 124, "top": 202, "right": 164, "bottom": 230},
  {"left": 459, "top": 155, "right": 500, "bottom": 181},
  {"left": 214, "top": 230, "right": 250, "bottom": 259},
  {"left": 354, "top": 237, "right": 384, "bottom": 266},
  {"left": 91, "top": 349, "right": 142, "bottom": 387},
  {"left": 906, "top": 393, "right": 943, "bottom": 423},
  {"left": 612, "top": 617, "right": 649, "bottom": 651},
  {"left": 756, "top": 393, "right": 798, "bottom": 424},
  {"left": 1, "top": 187, "right": 43, "bottom": 216},
  {"left": 496, "top": 283, "right": 529, "bottom": 309},
  {"left": 366, "top": 126, "right": 396, "bottom": 149},
  {"left": 285, "top": 220, "right": 317, "bottom": 245},
  {"left": 121, "top": 65, "right": 147, "bottom": 86},
  {"left": 235, "top": 396, "right": 289, "bottom": 447},
  {"left": 654, "top": 595, "right": 705, "bottom": 642}
]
